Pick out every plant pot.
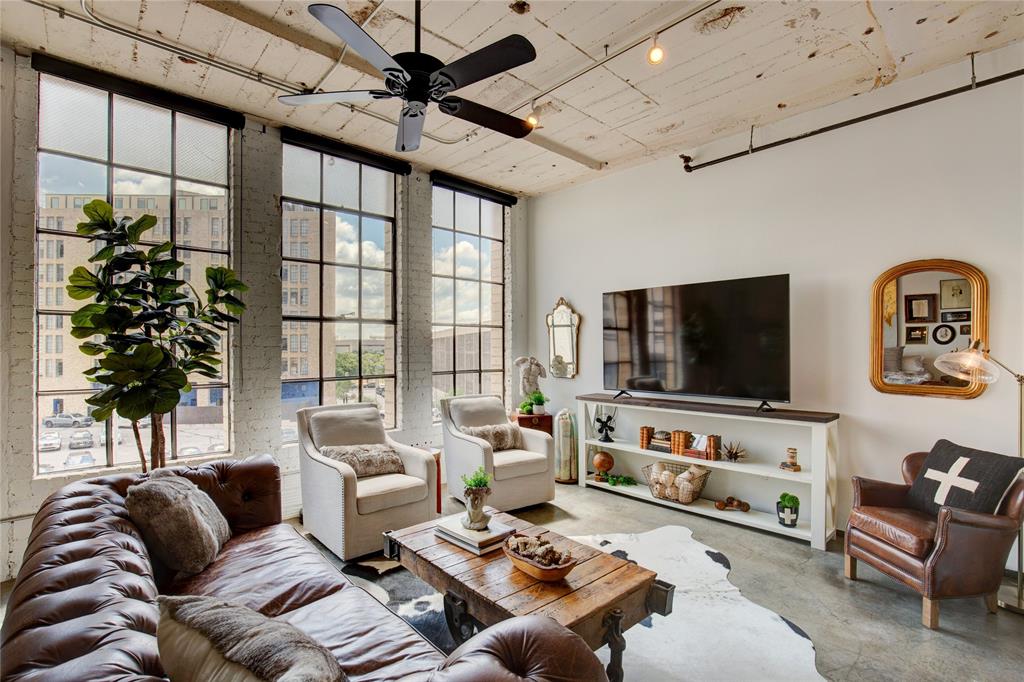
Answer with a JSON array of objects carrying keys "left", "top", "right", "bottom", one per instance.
[
  {"left": 462, "top": 486, "right": 492, "bottom": 530},
  {"left": 777, "top": 502, "right": 799, "bottom": 528},
  {"left": 532, "top": 404, "right": 546, "bottom": 415}
]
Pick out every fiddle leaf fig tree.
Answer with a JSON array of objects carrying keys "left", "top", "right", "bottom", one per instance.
[{"left": 66, "top": 200, "right": 247, "bottom": 472}]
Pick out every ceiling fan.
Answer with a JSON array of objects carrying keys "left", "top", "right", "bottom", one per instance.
[{"left": 280, "top": 1, "right": 538, "bottom": 152}]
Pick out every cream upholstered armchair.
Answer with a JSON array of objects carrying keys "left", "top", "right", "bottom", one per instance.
[
  {"left": 440, "top": 395, "right": 555, "bottom": 511},
  {"left": 297, "top": 403, "right": 437, "bottom": 560}
]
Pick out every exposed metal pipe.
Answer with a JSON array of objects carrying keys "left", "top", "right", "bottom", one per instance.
[
  {"left": 680, "top": 65, "right": 1024, "bottom": 173},
  {"left": 503, "top": 0, "right": 722, "bottom": 118}
]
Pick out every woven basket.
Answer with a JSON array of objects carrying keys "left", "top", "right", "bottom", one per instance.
[{"left": 642, "top": 461, "right": 711, "bottom": 505}]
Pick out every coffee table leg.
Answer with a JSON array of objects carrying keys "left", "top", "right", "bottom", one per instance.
[
  {"left": 443, "top": 591, "right": 479, "bottom": 644},
  {"left": 603, "top": 608, "right": 626, "bottom": 682}
]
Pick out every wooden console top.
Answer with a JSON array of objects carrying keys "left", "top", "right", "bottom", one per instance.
[{"left": 576, "top": 393, "right": 840, "bottom": 424}]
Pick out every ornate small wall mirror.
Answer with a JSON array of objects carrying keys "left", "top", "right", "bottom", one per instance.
[
  {"left": 870, "top": 259, "right": 988, "bottom": 398},
  {"left": 546, "top": 297, "right": 580, "bottom": 378}
]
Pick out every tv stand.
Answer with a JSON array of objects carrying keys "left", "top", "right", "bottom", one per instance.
[
  {"left": 756, "top": 400, "right": 776, "bottom": 413},
  {"left": 612, "top": 390, "right": 634, "bottom": 400},
  {"left": 576, "top": 393, "right": 840, "bottom": 550}
]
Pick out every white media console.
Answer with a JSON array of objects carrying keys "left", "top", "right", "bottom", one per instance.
[{"left": 577, "top": 393, "right": 840, "bottom": 550}]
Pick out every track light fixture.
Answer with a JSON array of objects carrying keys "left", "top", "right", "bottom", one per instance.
[
  {"left": 526, "top": 99, "right": 541, "bottom": 128},
  {"left": 646, "top": 33, "right": 665, "bottom": 65}
]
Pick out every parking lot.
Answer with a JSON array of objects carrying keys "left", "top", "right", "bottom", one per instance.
[{"left": 38, "top": 419, "right": 229, "bottom": 473}]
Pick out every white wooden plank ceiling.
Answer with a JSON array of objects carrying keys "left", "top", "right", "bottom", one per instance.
[{"left": 2, "top": 1, "right": 1022, "bottom": 196}]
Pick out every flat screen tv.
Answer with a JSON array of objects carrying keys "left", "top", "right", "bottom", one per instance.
[{"left": 602, "top": 274, "right": 790, "bottom": 403}]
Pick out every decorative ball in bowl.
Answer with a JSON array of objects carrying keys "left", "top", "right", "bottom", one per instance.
[{"left": 503, "top": 533, "right": 578, "bottom": 582}]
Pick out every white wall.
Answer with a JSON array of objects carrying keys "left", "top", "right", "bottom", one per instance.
[{"left": 527, "top": 51, "right": 1024, "bottom": 540}]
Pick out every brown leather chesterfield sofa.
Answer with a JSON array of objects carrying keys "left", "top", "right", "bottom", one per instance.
[
  {"left": 845, "top": 451, "right": 1024, "bottom": 629},
  {"left": 1, "top": 455, "right": 608, "bottom": 681}
]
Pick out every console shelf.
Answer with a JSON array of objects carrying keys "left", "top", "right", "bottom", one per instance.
[{"left": 577, "top": 394, "right": 839, "bottom": 549}]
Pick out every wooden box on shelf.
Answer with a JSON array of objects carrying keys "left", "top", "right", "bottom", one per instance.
[{"left": 517, "top": 412, "right": 553, "bottom": 436}]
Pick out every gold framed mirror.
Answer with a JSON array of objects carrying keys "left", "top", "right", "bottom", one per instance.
[
  {"left": 870, "top": 259, "right": 989, "bottom": 399},
  {"left": 546, "top": 297, "right": 580, "bottom": 378}
]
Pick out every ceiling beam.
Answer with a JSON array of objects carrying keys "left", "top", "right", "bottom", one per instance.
[{"left": 194, "top": 0, "right": 381, "bottom": 80}]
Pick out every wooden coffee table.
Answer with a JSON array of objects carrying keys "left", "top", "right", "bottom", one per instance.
[{"left": 384, "top": 509, "right": 673, "bottom": 682}]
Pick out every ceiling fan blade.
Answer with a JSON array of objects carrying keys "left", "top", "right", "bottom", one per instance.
[
  {"left": 432, "top": 35, "right": 536, "bottom": 92},
  {"left": 308, "top": 4, "right": 408, "bottom": 80},
  {"left": 396, "top": 106, "right": 425, "bottom": 152},
  {"left": 438, "top": 97, "right": 533, "bottom": 139},
  {"left": 278, "top": 90, "right": 393, "bottom": 106}
]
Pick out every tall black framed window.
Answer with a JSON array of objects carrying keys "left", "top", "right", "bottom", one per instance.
[
  {"left": 34, "top": 73, "right": 232, "bottom": 474},
  {"left": 280, "top": 143, "right": 397, "bottom": 439},
  {"left": 430, "top": 186, "right": 506, "bottom": 420}
]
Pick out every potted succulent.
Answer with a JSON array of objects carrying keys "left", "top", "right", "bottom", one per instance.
[
  {"left": 777, "top": 492, "right": 800, "bottom": 528},
  {"left": 518, "top": 398, "right": 534, "bottom": 415},
  {"left": 529, "top": 390, "right": 549, "bottom": 415},
  {"left": 460, "top": 466, "right": 493, "bottom": 530}
]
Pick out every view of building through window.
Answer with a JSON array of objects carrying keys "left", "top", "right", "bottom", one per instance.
[
  {"left": 35, "top": 74, "right": 231, "bottom": 474},
  {"left": 280, "top": 144, "right": 397, "bottom": 440},
  {"left": 431, "top": 186, "right": 506, "bottom": 421}
]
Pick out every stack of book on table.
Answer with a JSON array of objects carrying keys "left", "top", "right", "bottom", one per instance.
[{"left": 434, "top": 514, "right": 515, "bottom": 555}]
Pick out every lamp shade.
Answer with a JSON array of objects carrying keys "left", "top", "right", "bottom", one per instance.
[{"left": 934, "top": 341, "right": 1000, "bottom": 384}]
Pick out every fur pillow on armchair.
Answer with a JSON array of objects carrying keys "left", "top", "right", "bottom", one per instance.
[
  {"left": 460, "top": 423, "right": 524, "bottom": 451},
  {"left": 319, "top": 444, "right": 405, "bottom": 478}
]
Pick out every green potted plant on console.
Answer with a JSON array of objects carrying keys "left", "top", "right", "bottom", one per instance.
[{"left": 777, "top": 492, "right": 800, "bottom": 528}]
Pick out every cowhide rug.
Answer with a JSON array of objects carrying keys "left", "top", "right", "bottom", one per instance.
[{"left": 325, "top": 525, "right": 823, "bottom": 681}]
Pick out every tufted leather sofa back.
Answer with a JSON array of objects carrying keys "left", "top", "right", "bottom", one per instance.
[{"left": 0, "top": 455, "right": 281, "bottom": 682}]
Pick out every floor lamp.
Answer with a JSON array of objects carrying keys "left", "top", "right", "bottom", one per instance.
[{"left": 935, "top": 339, "right": 1024, "bottom": 615}]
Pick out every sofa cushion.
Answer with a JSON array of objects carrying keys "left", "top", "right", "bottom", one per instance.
[
  {"left": 158, "top": 595, "right": 346, "bottom": 682},
  {"left": 310, "top": 406, "right": 386, "bottom": 449},
  {"left": 448, "top": 396, "right": 508, "bottom": 429},
  {"left": 493, "top": 449, "right": 548, "bottom": 481},
  {"left": 126, "top": 470, "right": 231, "bottom": 577},
  {"left": 277, "top": 587, "right": 445, "bottom": 682},
  {"left": 356, "top": 474, "right": 427, "bottom": 515},
  {"left": 848, "top": 506, "right": 937, "bottom": 558},
  {"left": 320, "top": 444, "right": 405, "bottom": 478},
  {"left": 460, "top": 423, "right": 523, "bottom": 452},
  {"left": 907, "top": 439, "right": 1024, "bottom": 516},
  {"left": 170, "top": 524, "right": 349, "bottom": 617}
]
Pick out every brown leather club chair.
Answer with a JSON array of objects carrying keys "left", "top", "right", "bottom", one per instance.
[{"left": 844, "top": 451, "right": 1024, "bottom": 629}]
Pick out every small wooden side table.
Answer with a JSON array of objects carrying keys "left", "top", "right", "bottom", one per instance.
[{"left": 516, "top": 412, "right": 552, "bottom": 435}]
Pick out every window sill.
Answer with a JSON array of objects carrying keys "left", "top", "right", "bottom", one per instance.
[{"left": 33, "top": 451, "right": 236, "bottom": 482}]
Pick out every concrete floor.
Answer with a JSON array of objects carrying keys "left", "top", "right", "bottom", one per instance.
[
  {"left": 507, "top": 484, "right": 1024, "bottom": 682},
  {"left": 3, "top": 483, "right": 1021, "bottom": 681}
]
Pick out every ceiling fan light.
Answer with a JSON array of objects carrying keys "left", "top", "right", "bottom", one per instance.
[{"left": 647, "top": 35, "right": 665, "bottom": 65}]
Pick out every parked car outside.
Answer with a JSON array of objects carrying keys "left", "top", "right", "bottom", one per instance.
[
  {"left": 38, "top": 463, "right": 55, "bottom": 474},
  {"left": 38, "top": 431, "right": 62, "bottom": 451},
  {"left": 178, "top": 447, "right": 202, "bottom": 458},
  {"left": 41, "top": 413, "right": 95, "bottom": 428},
  {"left": 68, "top": 430, "right": 95, "bottom": 449},
  {"left": 63, "top": 452, "right": 97, "bottom": 469},
  {"left": 99, "top": 431, "right": 123, "bottom": 446}
]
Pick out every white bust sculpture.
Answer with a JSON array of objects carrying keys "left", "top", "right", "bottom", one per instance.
[{"left": 514, "top": 356, "right": 547, "bottom": 397}]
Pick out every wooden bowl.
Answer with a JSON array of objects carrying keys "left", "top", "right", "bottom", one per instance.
[{"left": 502, "top": 538, "right": 578, "bottom": 582}]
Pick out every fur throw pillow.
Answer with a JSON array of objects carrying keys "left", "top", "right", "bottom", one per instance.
[
  {"left": 126, "top": 470, "right": 231, "bottom": 577},
  {"left": 157, "top": 595, "right": 346, "bottom": 682},
  {"left": 319, "top": 443, "right": 405, "bottom": 478},
  {"left": 460, "top": 423, "right": 524, "bottom": 451}
]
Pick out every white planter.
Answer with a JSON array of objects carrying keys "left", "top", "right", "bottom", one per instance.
[{"left": 533, "top": 404, "right": 546, "bottom": 415}]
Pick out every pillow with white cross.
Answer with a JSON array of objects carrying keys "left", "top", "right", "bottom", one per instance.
[{"left": 907, "top": 439, "right": 1024, "bottom": 516}]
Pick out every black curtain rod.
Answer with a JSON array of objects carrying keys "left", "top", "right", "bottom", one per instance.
[
  {"left": 280, "top": 126, "right": 412, "bottom": 176},
  {"left": 32, "top": 53, "right": 246, "bottom": 129},
  {"left": 681, "top": 67, "right": 1024, "bottom": 173},
  {"left": 429, "top": 170, "right": 518, "bottom": 206}
]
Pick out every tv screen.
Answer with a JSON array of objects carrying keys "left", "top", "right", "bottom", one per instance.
[{"left": 602, "top": 274, "right": 790, "bottom": 402}]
